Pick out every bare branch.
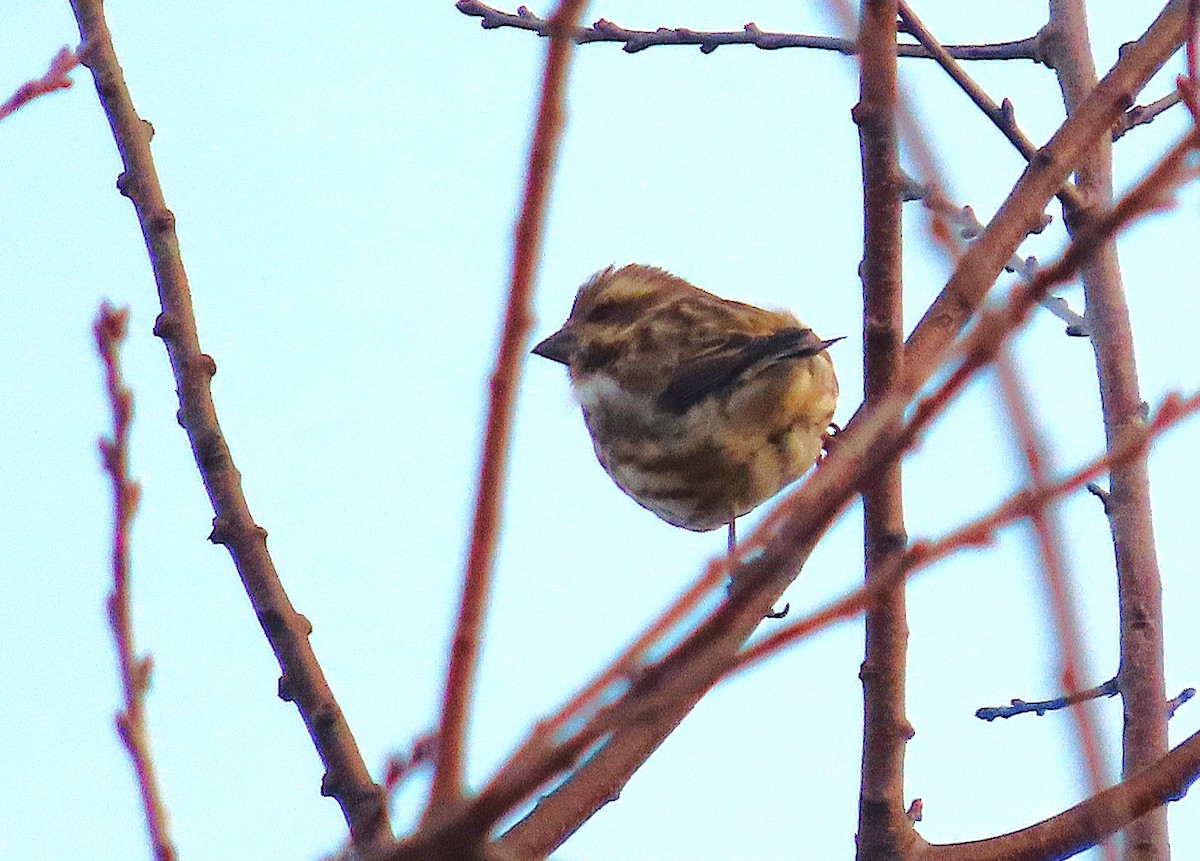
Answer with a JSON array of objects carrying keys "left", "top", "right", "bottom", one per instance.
[
  {"left": 734, "top": 390, "right": 1200, "bottom": 674},
  {"left": 902, "top": 175, "right": 1090, "bottom": 337},
  {"left": 901, "top": 0, "right": 1192, "bottom": 394},
  {"left": 1045, "top": 0, "right": 1181, "bottom": 855},
  {"left": 1114, "top": 89, "right": 1184, "bottom": 140},
  {"left": 856, "top": 1, "right": 913, "bottom": 858},
  {"left": 1168, "top": 688, "right": 1196, "bottom": 718},
  {"left": 68, "top": 0, "right": 389, "bottom": 847},
  {"left": 896, "top": 2, "right": 1086, "bottom": 213},
  {"left": 95, "top": 303, "right": 177, "bottom": 861},
  {"left": 920, "top": 729, "right": 1200, "bottom": 861},
  {"left": 994, "top": 353, "right": 1113, "bottom": 854},
  {"left": 455, "top": 0, "right": 1043, "bottom": 60},
  {"left": 0, "top": 46, "right": 79, "bottom": 121},
  {"left": 427, "top": 0, "right": 591, "bottom": 821},
  {"left": 976, "top": 677, "right": 1120, "bottom": 721}
]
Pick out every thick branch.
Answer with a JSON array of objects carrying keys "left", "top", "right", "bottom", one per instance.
[
  {"left": 733, "top": 390, "right": 1200, "bottom": 676},
  {"left": 896, "top": 2, "right": 1085, "bottom": 214},
  {"left": 902, "top": 0, "right": 1191, "bottom": 391},
  {"left": 921, "top": 729, "right": 1200, "bottom": 861},
  {"left": 1044, "top": 0, "right": 1171, "bottom": 857},
  {"left": 856, "top": 1, "right": 912, "bottom": 860}
]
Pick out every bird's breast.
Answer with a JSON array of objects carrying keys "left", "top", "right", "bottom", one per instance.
[{"left": 568, "top": 355, "right": 837, "bottom": 531}]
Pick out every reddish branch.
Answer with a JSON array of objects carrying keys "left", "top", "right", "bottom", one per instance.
[
  {"left": 69, "top": 0, "right": 389, "bottom": 848},
  {"left": 0, "top": 46, "right": 79, "bottom": 121},
  {"left": 920, "top": 728, "right": 1200, "bottom": 861},
  {"left": 456, "top": 0, "right": 1042, "bottom": 60},
  {"left": 734, "top": 390, "right": 1200, "bottom": 674},
  {"left": 426, "top": 0, "right": 591, "bottom": 824},
  {"left": 95, "top": 304, "right": 177, "bottom": 861},
  {"left": 995, "top": 354, "right": 1115, "bottom": 861}
]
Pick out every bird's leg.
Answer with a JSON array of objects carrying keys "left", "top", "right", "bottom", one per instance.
[{"left": 727, "top": 518, "right": 790, "bottom": 620}]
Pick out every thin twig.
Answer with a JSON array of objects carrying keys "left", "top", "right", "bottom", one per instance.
[
  {"left": 69, "top": 1, "right": 389, "bottom": 847},
  {"left": 900, "top": 0, "right": 1192, "bottom": 395},
  {"left": 899, "top": 133, "right": 1089, "bottom": 337},
  {"left": 427, "top": 0, "right": 591, "bottom": 819},
  {"left": 1168, "top": 688, "right": 1196, "bottom": 718},
  {"left": 976, "top": 677, "right": 1120, "bottom": 721},
  {"left": 1113, "top": 89, "right": 1184, "bottom": 140},
  {"left": 897, "top": 2, "right": 1086, "bottom": 215},
  {"left": 95, "top": 304, "right": 177, "bottom": 861},
  {"left": 455, "top": 0, "right": 1043, "bottom": 60},
  {"left": 0, "top": 46, "right": 79, "bottom": 121}
]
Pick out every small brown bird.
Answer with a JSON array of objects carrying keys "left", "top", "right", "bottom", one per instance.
[{"left": 532, "top": 264, "right": 840, "bottom": 548}]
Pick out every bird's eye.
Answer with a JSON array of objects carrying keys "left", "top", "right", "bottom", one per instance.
[{"left": 584, "top": 299, "right": 644, "bottom": 327}]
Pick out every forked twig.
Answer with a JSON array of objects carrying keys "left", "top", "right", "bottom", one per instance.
[{"left": 0, "top": 46, "right": 79, "bottom": 121}]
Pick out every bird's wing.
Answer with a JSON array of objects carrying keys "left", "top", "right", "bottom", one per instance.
[{"left": 656, "top": 327, "right": 840, "bottom": 414}]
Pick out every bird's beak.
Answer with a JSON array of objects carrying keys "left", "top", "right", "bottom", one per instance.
[{"left": 531, "top": 326, "right": 577, "bottom": 365}]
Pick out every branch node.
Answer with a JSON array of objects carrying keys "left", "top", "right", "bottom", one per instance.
[
  {"left": 151, "top": 208, "right": 176, "bottom": 231},
  {"left": 152, "top": 312, "right": 177, "bottom": 341},
  {"left": 999, "top": 97, "right": 1017, "bottom": 130},
  {"left": 1168, "top": 687, "right": 1196, "bottom": 719},
  {"left": 187, "top": 352, "right": 217, "bottom": 378},
  {"left": 115, "top": 171, "right": 135, "bottom": 198},
  {"left": 321, "top": 771, "right": 342, "bottom": 799},
  {"left": 133, "top": 655, "right": 154, "bottom": 695},
  {"left": 207, "top": 516, "right": 234, "bottom": 546},
  {"left": 279, "top": 673, "right": 297, "bottom": 703}
]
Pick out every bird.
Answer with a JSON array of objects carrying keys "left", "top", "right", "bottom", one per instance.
[{"left": 532, "top": 263, "right": 840, "bottom": 557}]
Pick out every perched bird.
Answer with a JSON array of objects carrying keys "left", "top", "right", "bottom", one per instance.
[{"left": 532, "top": 264, "right": 840, "bottom": 548}]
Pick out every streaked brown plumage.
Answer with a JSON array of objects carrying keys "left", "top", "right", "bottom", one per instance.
[{"left": 533, "top": 264, "right": 840, "bottom": 533}]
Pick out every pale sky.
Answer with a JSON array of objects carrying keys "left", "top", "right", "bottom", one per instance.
[{"left": 3, "top": 3, "right": 1199, "bottom": 860}]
